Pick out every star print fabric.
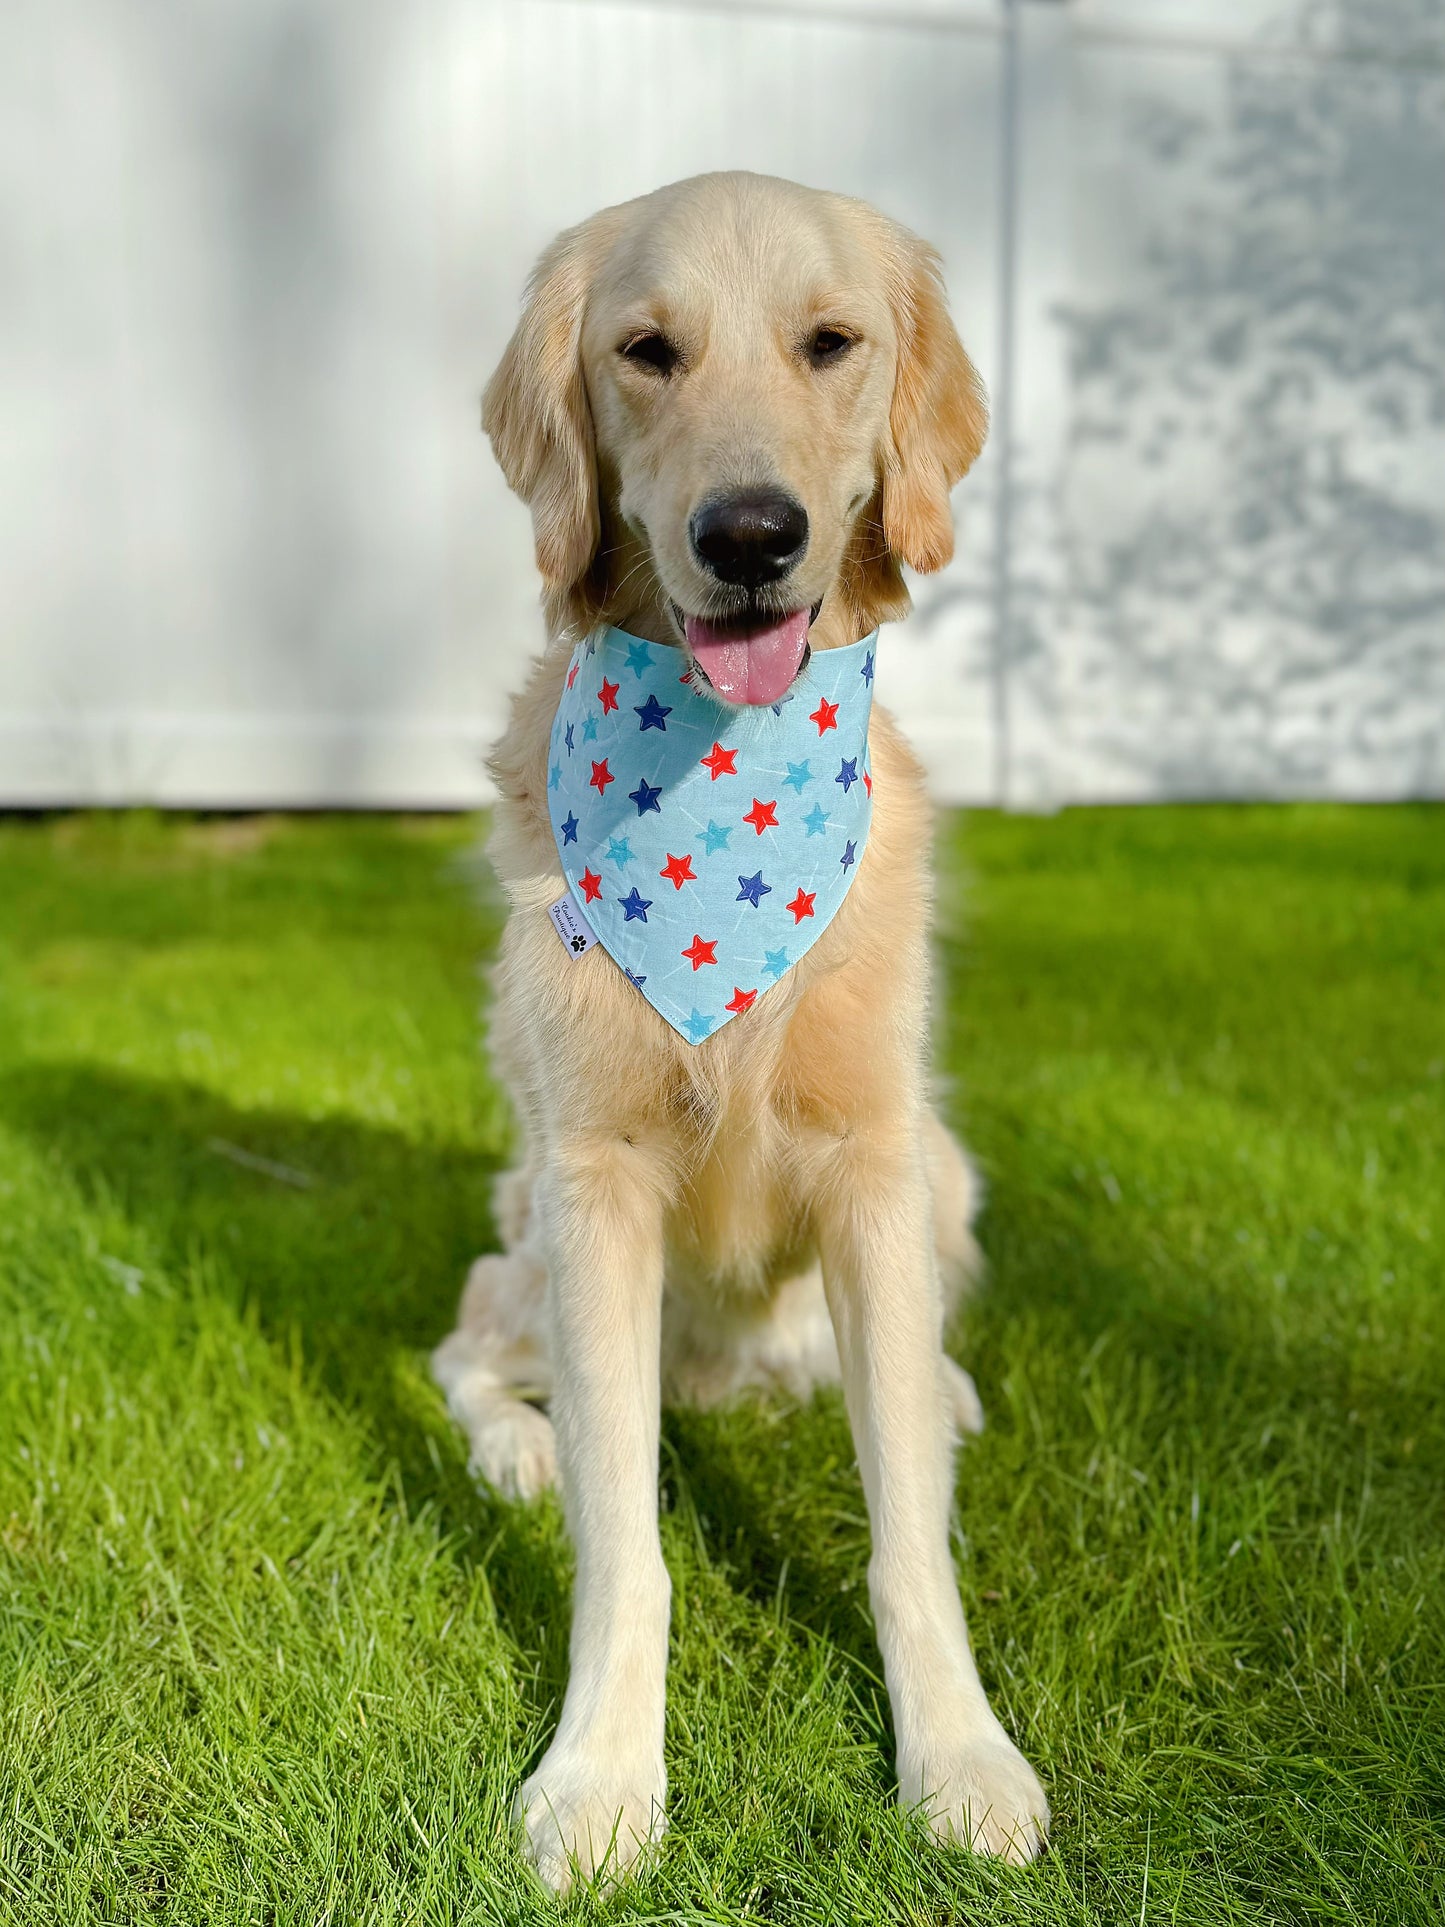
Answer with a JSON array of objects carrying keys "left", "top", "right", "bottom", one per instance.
[{"left": 548, "top": 625, "right": 877, "bottom": 1044}]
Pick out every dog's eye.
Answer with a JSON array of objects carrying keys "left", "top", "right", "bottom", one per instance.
[
  {"left": 620, "top": 332, "right": 679, "bottom": 377},
  {"left": 806, "top": 327, "right": 855, "bottom": 368}
]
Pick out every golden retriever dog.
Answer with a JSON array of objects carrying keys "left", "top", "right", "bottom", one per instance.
[{"left": 432, "top": 171, "right": 1049, "bottom": 1891}]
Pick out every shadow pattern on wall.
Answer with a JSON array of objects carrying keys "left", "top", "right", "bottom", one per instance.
[{"left": 1047, "top": 0, "right": 1445, "bottom": 799}]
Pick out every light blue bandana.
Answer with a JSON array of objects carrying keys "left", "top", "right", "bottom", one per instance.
[{"left": 547, "top": 625, "right": 877, "bottom": 1042}]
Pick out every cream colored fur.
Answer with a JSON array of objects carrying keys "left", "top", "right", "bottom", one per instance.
[{"left": 432, "top": 172, "right": 1048, "bottom": 1892}]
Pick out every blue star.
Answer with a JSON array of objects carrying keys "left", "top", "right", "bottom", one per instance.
[
  {"left": 683, "top": 1008, "right": 714, "bottom": 1042},
  {"left": 783, "top": 760, "right": 813, "bottom": 794},
  {"left": 629, "top": 778, "right": 662, "bottom": 816},
  {"left": 548, "top": 762, "right": 561, "bottom": 793},
  {"left": 634, "top": 693, "right": 671, "bottom": 732},
  {"left": 840, "top": 839, "right": 857, "bottom": 871},
  {"left": 836, "top": 757, "right": 859, "bottom": 792},
  {"left": 560, "top": 812, "right": 579, "bottom": 845},
  {"left": 698, "top": 819, "right": 733, "bottom": 855},
  {"left": 862, "top": 649, "right": 874, "bottom": 686},
  {"left": 803, "top": 804, "right": 831, "bottom": 836},
  {"left": 581, "top": 713, "right": 599, "bottom": 743},
  {"left": 584, "top": 636, "right": 597, "bottom": 656},
  {"left": 605, "top": 835, "right": 635, "bottom": 868},
  {"left": 625, "top": 639, "right": 652, "bottom": 678},
  {"left": 619, "top": 887, "right": 652, "bottom": 922},
  {"left": 762, "top": 947, "right": 790, "bottom": 981},
  {"left": 736, "top": 870, "right": 771, "bottom": 907},
  {"left": 624, "top": 967, "right": 647, "bottom": 989},
  {"left": 769, "top": 689, "right": 796, "bottom": 716},
  {"left": 564, "top": 722, "right": 575, "bottom": 755}
]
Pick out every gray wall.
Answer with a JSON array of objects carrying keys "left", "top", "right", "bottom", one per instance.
[{"left": 1, "top": 0, "right": 1440, "bottom": 808}]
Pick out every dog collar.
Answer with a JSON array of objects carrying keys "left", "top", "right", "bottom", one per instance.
[{"left": 547, "top": 624, "right": 877, "bottom": 1043}]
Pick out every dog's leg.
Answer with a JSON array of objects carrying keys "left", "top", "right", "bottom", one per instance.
[
  {"left": 433, "top": 1163, "right": 560, "bottom": 1498},
  {"left": 431, "top": 1249, "right": 557, "bottom": 1500},
  {"left": 815, "top": 1130, "right": 1049, "bottom": 1862},
  {"left": 514, "top": 1136, "right": 671, "bottom": 1894}
]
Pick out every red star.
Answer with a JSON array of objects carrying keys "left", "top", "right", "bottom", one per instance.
[
  {"left": 579, "top": 868, "right": 603, "bottom": 903},
  {"left": 725, "top": 986, "right": 757, "bottom": 1015},
  {"left": 742, "top": 797, "right": 778, "bottom": 835},
  {"left": 681, "top": 934, "right": 718, "bottom": 971},
  {"left": 589, "top": 758, "right": 614, "bottom": 795},
  {"left": 863, "top": 770, "right": 873, "bottom": 797},
  {"left": 659, "top": 852, "right": 696, "bottom": 890},
  {"left": 810, "top": 697, "right": 839, "bottom": 735},
  {"left": 700, "top": 742, "right": 738, "bottom": 780},
  {"left": 786, "top": 888, "right": 816, "bottom": 924},
  {"left": 597, "top": 678, "right": 620, "bottom": 714},
  {"left": 566, "top": 663, "right": 579, "bottom": 690}
]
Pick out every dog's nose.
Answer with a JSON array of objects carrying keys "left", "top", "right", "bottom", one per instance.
[{"left": 689, "top": 488, "right": 809, "bottom": 589}]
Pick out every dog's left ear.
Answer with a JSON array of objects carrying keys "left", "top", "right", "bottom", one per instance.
[
  {"left": 881, "top": 235, "right": 988, "bottom": 574},
  {"left": 483, "top": 219, "right": 607, "bottom": 633}
]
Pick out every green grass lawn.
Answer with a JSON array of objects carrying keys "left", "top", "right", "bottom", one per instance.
[{"left": 0, "top": 807, "right": 1440, "bottom": 1925}]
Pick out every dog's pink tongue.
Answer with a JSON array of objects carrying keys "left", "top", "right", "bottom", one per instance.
[{"left": 684, "top": 609, "right": 809, "bottom": 706}]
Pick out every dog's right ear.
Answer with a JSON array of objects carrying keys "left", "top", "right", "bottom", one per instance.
[{"left": 483, "top": 221, "right": 603, "bottom": 631}]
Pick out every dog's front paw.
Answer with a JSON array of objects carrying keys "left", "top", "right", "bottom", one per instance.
[
  {"left": 467, "top": 1399, "right": 557, "bottom": 1501},
  {"left": 514, "top": 1745, "right": 667, "bottom": 1894},
  {"left": 901, "top": 1727, "right": 1049, "bottom": 1864}
]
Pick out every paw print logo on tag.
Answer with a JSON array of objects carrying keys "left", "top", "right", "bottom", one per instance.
[{"left": 548, "top": 894, "right": 598, "bottom": 958}]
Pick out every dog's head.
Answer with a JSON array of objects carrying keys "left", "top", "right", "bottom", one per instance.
[{"left": 483, "top": 172, "right": 986, "bottom": 706}]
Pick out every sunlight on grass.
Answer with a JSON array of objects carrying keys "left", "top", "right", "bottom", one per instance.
[{"left": 0, "top": 807, "right": 1440, "bottom": 1924}]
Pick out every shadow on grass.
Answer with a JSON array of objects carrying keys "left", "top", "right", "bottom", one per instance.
[{"left": 0, "top": 1059, "right": 575, "bottom": 1701}]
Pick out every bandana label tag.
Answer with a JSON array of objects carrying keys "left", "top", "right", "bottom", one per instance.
[{"left": 548, "top": 892, "right": 598, "bottom": 959}]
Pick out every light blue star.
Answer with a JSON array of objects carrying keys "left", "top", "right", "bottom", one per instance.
[
  {"left": 605, "top": 836, "right": 635, "bottom": 868},
  {"left": 683, "top": 1008, "right": 715, "bottom": 1042},
  {"left": 548, "top": 762, "right": 561, "bottom": 792},
  {"left": 762, "top": 947, "right": 790, "bottom": 981},
  {"left": 783, "top": 760, "right": 813, "bottom": 794},
  {"left": 581, "top": 713, "right": 599, "bottom": 743},
  {"left": 625, "top": 639, "right": 652, "bottom": 678},
  {"left": 803, "top": 803, "right": 830, "bottom": 836},
  {"left": 698, "top": 820, "right": 733, "bottom": 855}
]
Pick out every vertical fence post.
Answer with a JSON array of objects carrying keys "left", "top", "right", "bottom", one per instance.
[
  {"left": 995, "top": 0, "right": 1075, "bottom": 810},
  {"left": 992, "top": 0, "right": 1021, "bottom": 809}
]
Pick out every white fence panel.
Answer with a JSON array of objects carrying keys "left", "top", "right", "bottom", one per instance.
[{"left": 1, "top": 0, "right": 1441, "bottom": 809}]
